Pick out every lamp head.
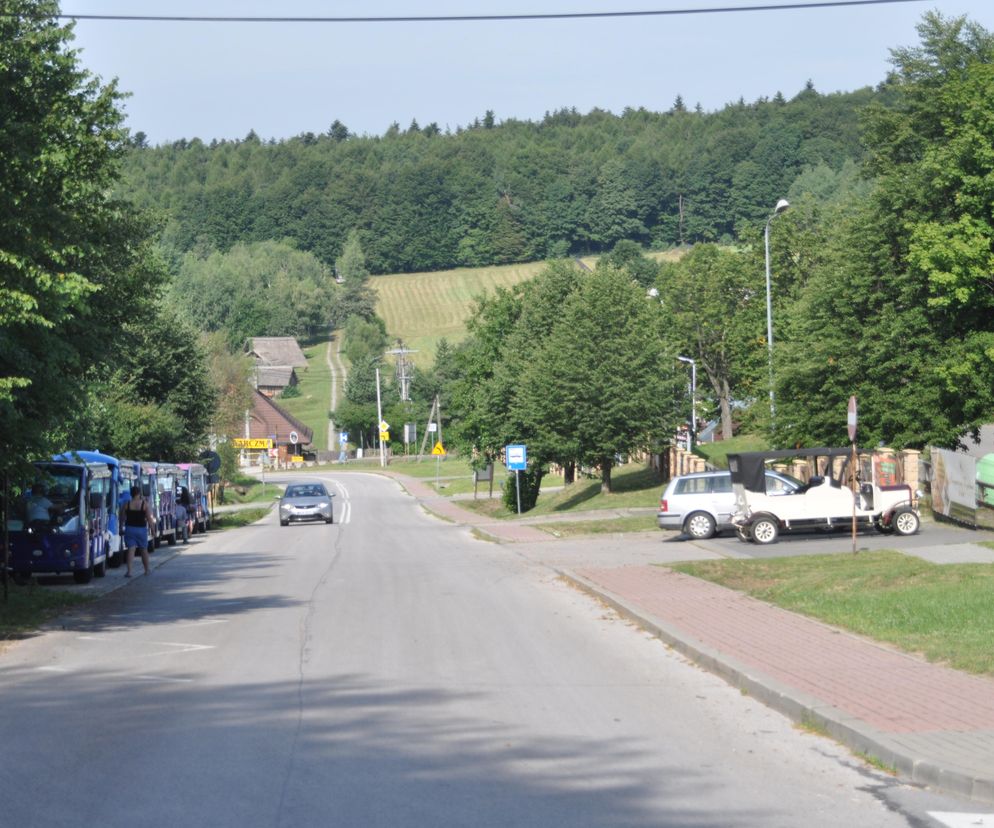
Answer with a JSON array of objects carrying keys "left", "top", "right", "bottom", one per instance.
[{"left": 774, "top": 198, "right": 790, "bottom": 215}]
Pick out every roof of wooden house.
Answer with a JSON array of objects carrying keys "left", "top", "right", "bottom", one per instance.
[
  {"left": 247, "top": 337, "right": 308, "bottom": 368},
  {"left": 248, "top": 389, "right": 314, "bottom": 446}
]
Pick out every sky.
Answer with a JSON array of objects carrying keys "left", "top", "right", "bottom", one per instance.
[{"left": 58, "top": 0, "right": 994, "bottom": 144}]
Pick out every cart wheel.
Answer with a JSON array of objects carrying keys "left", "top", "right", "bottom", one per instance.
[
  {"left": 893, "top": 509, "right": 920, "bottom": 536},
  {"left": 751, "top": 516, "right": 779, "bottom": 545}
]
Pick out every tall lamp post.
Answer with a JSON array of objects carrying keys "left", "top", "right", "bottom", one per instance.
[
  {"left": 764, "top": 198, "right": 790, "bottom": 427},
  {"left": 677, "top": 356, "right": 696, "bottom": 451}
]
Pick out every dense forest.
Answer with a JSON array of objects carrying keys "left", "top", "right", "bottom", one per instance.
[{"left": 119, "top": 85, "right": 879, "bottom": 275}]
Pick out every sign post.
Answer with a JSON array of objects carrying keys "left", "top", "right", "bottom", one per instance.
[
  {"left": 848, "top": 395, "right": 858, "bottom": 554},
  {"left": 506, "top": 444, "right": 528, "bottom": 515}
]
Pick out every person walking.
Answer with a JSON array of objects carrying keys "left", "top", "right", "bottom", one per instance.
[{"left": 120, "top": 485, "right": 155, "bottom": 577}]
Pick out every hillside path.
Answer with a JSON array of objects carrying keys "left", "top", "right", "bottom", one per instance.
[{"left": 326, "top": 332, "right": 347, "bottom": 449}]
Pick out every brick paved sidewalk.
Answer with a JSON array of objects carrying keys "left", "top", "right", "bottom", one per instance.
[{"left": 566, "top": 565, "right": 994, "bottom": 805}]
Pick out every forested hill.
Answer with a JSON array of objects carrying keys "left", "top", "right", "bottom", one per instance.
[{"left": 120, "top": 85, "right": 882, "bottom": 275}]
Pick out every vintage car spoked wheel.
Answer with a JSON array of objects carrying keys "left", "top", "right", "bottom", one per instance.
[
  {"left": 893, "top": 509, "right": 920, "bottom": 536},
  {"left": 750, "top": 516, "right": 779, "bottom": 544},
  {"left": 684, "top": 511, "right": 716, "bottom": 540}
]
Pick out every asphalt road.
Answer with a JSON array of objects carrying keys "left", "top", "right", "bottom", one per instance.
[{"left": 0, "top": 472, "right": 979, "bottom": 827}]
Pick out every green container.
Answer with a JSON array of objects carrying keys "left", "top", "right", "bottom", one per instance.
[{"left": 977, "top": 453, "right": 994, "bottom": 506}]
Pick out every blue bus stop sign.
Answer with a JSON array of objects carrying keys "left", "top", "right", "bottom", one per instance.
[{"left": 506, "top": 444, "right": 527, "bottom": 471}]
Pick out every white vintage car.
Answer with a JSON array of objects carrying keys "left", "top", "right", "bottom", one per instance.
[{"left": 728, "top": 448, "right": 921, "bottom": 544}]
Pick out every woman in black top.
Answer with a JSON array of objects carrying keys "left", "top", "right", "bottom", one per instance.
[{"left": 120, "top": 485, "right": 156, "bottom": 576}]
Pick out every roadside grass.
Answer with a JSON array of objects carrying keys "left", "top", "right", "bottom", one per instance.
[
  {"left": 210, "top": 507, "right": 271, "bottom": 530},
  {"left": 533, "top": 515, "right": 658, "bottom": 537},
  {"left": 0, "top": 584, "right": 93, "bottom": 640},
  {"left": 276, "top": 340, "right": 332, "bottom": 452},
  {"left": 460, "top": 463, "right": 661, "bottom": 520},
  {"left": 671, "top": 551, "right": 994, "bottom": 677},
  {"left": 220, "top": 475, "right": 283, "bottom": 505}
]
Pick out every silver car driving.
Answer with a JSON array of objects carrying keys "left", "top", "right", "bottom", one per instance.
[{"left": 278, "top": 481, "right": 335, "bottom": 526}]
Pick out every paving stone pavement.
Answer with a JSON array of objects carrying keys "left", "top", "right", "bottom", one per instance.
[{"left": 564, "top": 565, "right": 994, "bottom": 806}]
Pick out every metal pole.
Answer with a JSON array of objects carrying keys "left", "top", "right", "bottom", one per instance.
[
  {"left": 375, "top": 367, "right": 385, "bottom": 468},
  {"left": 677, "top": 356, "right": 696, "bottom": 451},
  {"left": 690, "top": 359, "right": 697, "bottom": 450},
  {"left": 764, "top": 198, "right": 789, "bottom": 431},
  {"left": 515, "top": 469, "right": 522, "bottom": 515},
  {"left": 764, "top": 218, "right": 775, "bottom": 427}
]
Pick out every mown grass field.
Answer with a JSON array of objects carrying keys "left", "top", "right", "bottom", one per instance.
[
  {"left": 672, "top": 551, "right": 994, "bottom": 677},
  {"left": 371, "top": 251, "right": 682, "bottom": 369},
  {"left": 372, "top": 261, "right": 558, "bottom": 368}
]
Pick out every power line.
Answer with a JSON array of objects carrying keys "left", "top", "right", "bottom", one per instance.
[{"left": 21, "top": 0, "right": 929, "bottom": 24}]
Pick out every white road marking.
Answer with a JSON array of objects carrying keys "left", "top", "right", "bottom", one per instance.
[
  {"left": 36, "top": 666, "right": 69, "bottom": 673},
  {"left": 928, "top": 813, "right": 994, "bottom": 827},
  {"left": 331, "top": 479, "right": 351, "bottom": 524},
  {"left": 132, "top": 674, "right": 194, "bottom": 684},
  {"left": 142, "top": 642, "right": 216, "bottom": 657}
]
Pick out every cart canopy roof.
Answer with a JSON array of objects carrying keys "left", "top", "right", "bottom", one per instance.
[{"left": 728, "top": 448, "right": 852, "bottom": 493}]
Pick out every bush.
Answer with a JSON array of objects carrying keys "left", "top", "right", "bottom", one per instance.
[{"left": 502, "top": 466, "right": 544, "bottom": 513}]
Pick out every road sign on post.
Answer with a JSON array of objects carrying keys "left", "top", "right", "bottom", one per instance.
[
  {"left": 506, "top": 444, "right": 527, "bottom": 515},
  {"left": 289, "top": 430, "right": 298, "bottom": 445},
  {"left": 506, "top": 444, "right": 527, "bottom": 471},
  {"left": 847, "top": 396, "right": 858, "bottom": 443}
]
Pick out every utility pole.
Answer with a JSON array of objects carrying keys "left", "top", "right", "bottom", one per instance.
[
  {"left": 375, "top": 367, "right": 385, "bottom": 468},
  {"left": 418, "top": 395, "right": 440, "bottom": 461},
  {"left": 387, "top": 341, "right": 418, "bottom": 402}
]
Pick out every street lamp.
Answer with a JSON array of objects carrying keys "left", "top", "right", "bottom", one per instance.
[
  {"left": 764, "top": 198, "right": 789, "bottom": 427},
  {"left": 677, "top": 356, "right": 696, "bottom": 451}
]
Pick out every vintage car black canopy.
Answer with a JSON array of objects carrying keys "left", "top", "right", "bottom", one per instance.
[{"left": 727, "top": 448, "right": 853, "bottom": 494}]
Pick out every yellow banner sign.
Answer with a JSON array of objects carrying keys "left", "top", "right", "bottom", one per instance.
[{"left": 233, "top": 438, "right": 273, "bottom": 449}]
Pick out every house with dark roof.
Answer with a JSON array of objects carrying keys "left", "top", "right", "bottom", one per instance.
[
  {"left": 246, "top": 389, "right": 314, "bottom": 449},
  {"left": 254, "top": 365, "right": 299, "bottom": 398},
  {"left": 246, "top": 337, "right": 308, "bottom": 368}
]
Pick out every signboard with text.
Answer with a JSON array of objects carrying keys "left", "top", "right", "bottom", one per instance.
[
  {"left": 506, "top": 444, "right": 527, "bottom": 471},
  {"left": 233, "top": 438, "right": 273, "bottom": 450}
]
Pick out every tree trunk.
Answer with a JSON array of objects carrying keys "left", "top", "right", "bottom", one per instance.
[
  {"left": 720, "top": 377, "right": 734, "bottom": 440},
  {"left": 564, "top": 462, "right": 576, "bottom": 485},
  {"left": 600, "top": 458, "right": 613, "bottom": 494}
]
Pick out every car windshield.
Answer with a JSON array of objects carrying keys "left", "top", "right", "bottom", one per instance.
[{"left": 285, "top": 484, "right": 327, "bottom": 498}]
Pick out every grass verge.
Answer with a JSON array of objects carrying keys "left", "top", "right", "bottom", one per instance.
[
  {"left": 220, "top": 475, "right": 284, "bottom": 505},
  {"left": 461, "top": 464, "right": 661, "bottom": 520},
  {"left": 695, "top": 434, "right": 770, "bottom": 469},
  {"left": 532, "top": 515, "right": 658, "bottom": 538},
  {"left": 671, "top": 551, "right": 994, "bottom": 676},
  {"left": 211, "top": 507, "right": 271, "bottom": 530},
  {"left": 0, "top": 583, "right": 94, "bottom": 640}
]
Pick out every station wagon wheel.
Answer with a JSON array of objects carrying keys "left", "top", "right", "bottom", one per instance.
[
  {"left": 684, "top": 511, "right": 716, "bottom": 540},
  {"left": 893, "top": 509, "right": 920, "bottom": 536},
  {"left": 750, "top": 516, "right": 779, "bottom": 545}
]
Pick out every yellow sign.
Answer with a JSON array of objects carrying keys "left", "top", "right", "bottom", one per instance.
[
  {"left": 380, "top": 430, "right": 390, "bottom": 442},
  {"left": 432, "top": 442, "right": 446, "bottom": 456},
  {"left": 233, "top": 438, "right": 273, "bottom": 449},
  {"left": 290, "top": 455, "right": 304, "bottom": 463}
]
